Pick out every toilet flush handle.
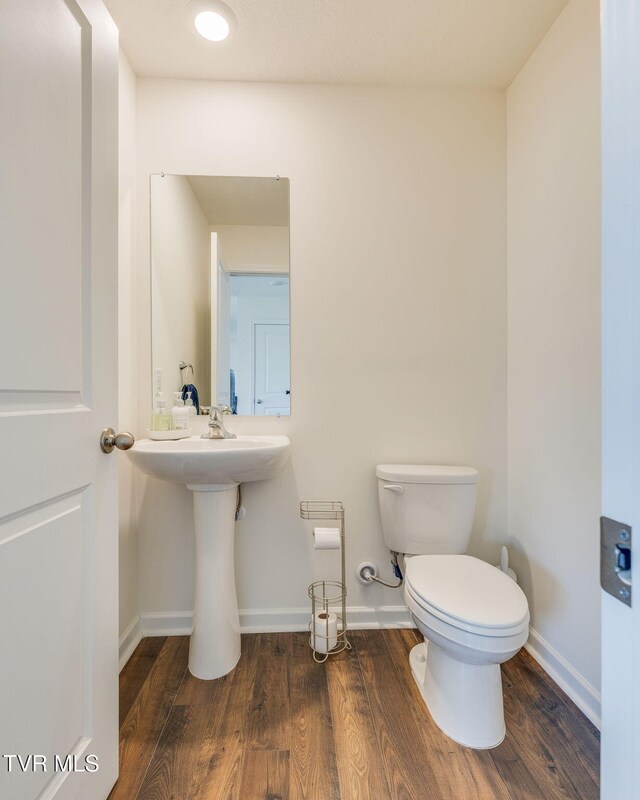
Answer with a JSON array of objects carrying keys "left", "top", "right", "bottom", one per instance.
[{"left": 383, "top": 484, "right": 404, "bottom": 494}]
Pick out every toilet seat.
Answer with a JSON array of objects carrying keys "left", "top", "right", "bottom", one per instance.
[{"left": 404, "top": 554, "right": 529, "bottom": 637}]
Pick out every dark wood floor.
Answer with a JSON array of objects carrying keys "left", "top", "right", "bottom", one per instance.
[{"left": 109, "top": 629, "right": 600, "bottom": 800}]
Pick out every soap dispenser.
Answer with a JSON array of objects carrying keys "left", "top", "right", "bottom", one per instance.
[
  {"left": 151, "top": 395, "right": 171, "bottom": 432},
  {"left": 171, "top": 392, "right": 189, "bottom": 430},
  {"left": 185, "top": 391, "right": 197, "bottom": 420}
]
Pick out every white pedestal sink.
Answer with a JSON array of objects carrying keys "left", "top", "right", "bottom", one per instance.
[{"left": 127, "top": 435, "right": 290, "bottom": 679}]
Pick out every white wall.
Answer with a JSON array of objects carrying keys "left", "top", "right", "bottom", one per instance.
[
  {"left": 151, "top": 174, "right": 211, "bottom": 402},
  {"left": 132, "top": 80, "right": 508, "bottom": 624},
  {"left": 213, "top": 224, "right": 289, "bottom": 272},
  {"left": 117, "top": 50, "right": 139, "bottom": 640},
  {"left": 507, "top": 0, "right": 601, "bottom": 719}
]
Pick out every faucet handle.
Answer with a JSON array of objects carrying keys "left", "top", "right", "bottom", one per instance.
[{"left": 209, "top": 404, "right": 232, "bottom": 423}]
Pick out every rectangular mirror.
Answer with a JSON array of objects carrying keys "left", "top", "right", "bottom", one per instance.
[{"left": 150, "top": 174, "right": 290, "bottom": 416}]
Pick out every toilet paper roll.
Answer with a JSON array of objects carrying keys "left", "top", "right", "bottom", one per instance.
[
  {"left": 313, "top": 527, "right": 341, "bottom": 550},
  {"left": 312, "top": 610, "right": 338, "bottom": 653}
]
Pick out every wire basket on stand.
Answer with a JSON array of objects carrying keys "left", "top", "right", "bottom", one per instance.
[{"left": 300, "top": 501, "right": 351, "bottom": 663}]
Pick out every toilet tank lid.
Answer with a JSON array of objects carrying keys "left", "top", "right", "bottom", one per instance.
[{"left": 376, "top": 464, "right": 479, "bottom": 484}]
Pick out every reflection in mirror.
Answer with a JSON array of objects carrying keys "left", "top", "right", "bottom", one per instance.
[{"left": 150, "top": 175, "right": 290, "bottom": 416}]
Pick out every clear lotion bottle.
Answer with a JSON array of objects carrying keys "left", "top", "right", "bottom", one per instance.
[{"left": 151, "top": 394, "right": 171, "bottom": 431}]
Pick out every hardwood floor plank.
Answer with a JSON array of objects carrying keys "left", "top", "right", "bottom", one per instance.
[
  {"left": 500, "top": 650, "right": 599, "bottom": 800},
  {"left": 352, "top": 629, "right": 445, "bottom": 800},
  {"left": 194, "top": 633, "right": 262, "bottom": 800},
  {"left": 509, "top": 651, "right": 599, "bottom": 780},
  {"left": 289, "top": 633, "right": 340, "bottom": 800},
  {"left": 134, "top": 704, "right": 194, "bottom": 800},
  {"left": 239, "top": 750, "right": 290, "bottom": 800},
  {"left": 325, "top": 638, "right": 391, "bottom": 800},
  {"left": 487, "top": 729, "right": 559, "bottom": 800},
  {"left": 135, "top": 668, "right": 234, "bottom": 800},
  {"left": 119, "top": 636, "right": 166, "bottom": 727},
  {"left": 108, "top": 636, "right": 189, "bottom": 800},
  {"left": 247, "top": 633, "right": 293, "bottom": 751}
]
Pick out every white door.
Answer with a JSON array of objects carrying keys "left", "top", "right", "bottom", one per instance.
[
  {"left": 0, "top": 2, "right": 119, "bottom": 799},
  {"left": 253, "top": 323, "right": 290, "bottom": 415},
  {"left": 601, "top": 1, "right": 640, "bottom": 797}
]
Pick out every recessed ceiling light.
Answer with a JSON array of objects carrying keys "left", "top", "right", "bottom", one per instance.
[
  {"left": 191, "top": 1, "right": 235, "bottom": 42},
  {"left": 195, "top": 11, "right": 229, "bottom": 41}
]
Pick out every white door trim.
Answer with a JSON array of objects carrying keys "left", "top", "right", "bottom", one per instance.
[{"left": 600, "top": 0, "right": 640, "bottom": 795}]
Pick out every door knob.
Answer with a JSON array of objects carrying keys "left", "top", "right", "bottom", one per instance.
[
  {"left": 256, "top": 399, "right": 263, "bottom": 404},
  {"left": 100, "top": 428, "right": 135, "bottom": 454}
]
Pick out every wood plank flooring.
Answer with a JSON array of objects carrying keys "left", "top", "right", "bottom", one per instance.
[{"left": 109, "top": 630, "right": 599, "bottom": 800}]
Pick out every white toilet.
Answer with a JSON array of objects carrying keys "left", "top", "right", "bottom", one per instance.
[{"left": 376, "top": 464, "right": 529, "bottom": 749}]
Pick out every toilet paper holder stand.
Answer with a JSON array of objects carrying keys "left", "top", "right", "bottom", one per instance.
[{"left": 300, "top": 500, "right": 351, "bottom": 662}]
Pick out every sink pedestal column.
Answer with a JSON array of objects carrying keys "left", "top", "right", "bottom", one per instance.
[{"left": 187, "top": 483, "right": 240, "bottom": 680}]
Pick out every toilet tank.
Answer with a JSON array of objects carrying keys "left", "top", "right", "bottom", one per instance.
[{"left": 376, "top": 465, "right": 479, "bottom": 555}]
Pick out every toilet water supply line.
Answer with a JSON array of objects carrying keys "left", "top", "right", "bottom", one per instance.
[
  {"left": 359, "top": 551, "right": 404, "bottom": 588},
  {"left": 358, "top": 546, "right": 517, "bottom": 588}
]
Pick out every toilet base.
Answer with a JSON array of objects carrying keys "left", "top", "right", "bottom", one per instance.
[{"left": 409, "top": 642, "right": 505, "bottom": 749}]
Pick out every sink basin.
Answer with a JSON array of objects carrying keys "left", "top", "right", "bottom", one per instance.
[
  {"left": 126, "top": 434, "right": 290, "bottom": 680},
  {"left": 127, "top": 434, "right": 290, "bottom": 488}
]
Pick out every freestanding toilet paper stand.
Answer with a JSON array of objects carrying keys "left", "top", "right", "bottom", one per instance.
[{"left": 300, "top": 501, "right": 351, "bottom": 662}]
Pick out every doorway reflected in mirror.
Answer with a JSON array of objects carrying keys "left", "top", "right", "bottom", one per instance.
[{"left": 217, "top": 274, "right": 290, "bottom": 415}]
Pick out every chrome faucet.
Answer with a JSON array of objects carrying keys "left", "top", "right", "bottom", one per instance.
[{"left": 201, "top": 405, "right": 237, "bottom": 439}]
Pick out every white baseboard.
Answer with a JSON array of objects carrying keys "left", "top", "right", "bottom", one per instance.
[
  {"left": 139, "top": 611, "right": 194, "bottom": 636},
  {"left": 138, "top": 604, "right": 413, "bottom": 638},
  {"left": 525, "top": 627, "right": 601, "bottom": 730},
  {"left": 241, "top": 605, "right": 414, "bottom": 632},
  {"left": 118, "top": 615, "right": 142, "bottom": 672}
]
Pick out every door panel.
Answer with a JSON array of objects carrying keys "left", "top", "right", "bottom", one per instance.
[
  {"left": 0, "top": 1, "right": 119, "bottom": 799},
  {"left": 0, "top": 496, "right": 86, "bottom": 800},
  {"left": 0, "top": 0, "right": 87, "bottom": 394},
  {"left": 253, "top": 323, "right": 290, "bottom": 415}
]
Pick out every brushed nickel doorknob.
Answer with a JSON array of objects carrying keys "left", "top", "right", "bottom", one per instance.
[{"left": 100, "top": 428, "right": 135, "bottom": 454}]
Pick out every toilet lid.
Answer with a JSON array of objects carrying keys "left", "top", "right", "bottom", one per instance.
[{"left": 405, "top": 555, "right": 529, "bottom": 630}]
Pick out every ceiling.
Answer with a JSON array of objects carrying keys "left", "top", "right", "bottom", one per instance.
[
  {"left": 230, "top": 275, "right": 289, "bottom": 298},
  {"left": 187, "top": 175, "right": 289, "bottom": 226},
  {"left": 105, "top": 0, "right": 568, "bottom": 89}
]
